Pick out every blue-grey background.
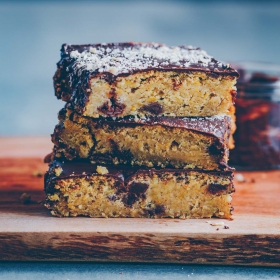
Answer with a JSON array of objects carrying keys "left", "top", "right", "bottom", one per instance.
[{"left": 1, "top": 0, "right": 280, "bottom": 136}]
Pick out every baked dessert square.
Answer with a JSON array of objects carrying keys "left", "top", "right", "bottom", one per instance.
[
  {"left": 46, "top": 41, "right": 237, "bottom": 219},
  {"left": 54, "top": 43, "right": 238, "bottom": 120},
  {"left": 51, "top": 106, "right": 232, "bottom": 171},
  {"left": 45, "top": 160, "right": 234, "bottom": 219}
]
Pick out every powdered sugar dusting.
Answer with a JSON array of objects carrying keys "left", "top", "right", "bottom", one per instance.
[{"left": 66, "top": 43, "right": 222, "bottom": 77}]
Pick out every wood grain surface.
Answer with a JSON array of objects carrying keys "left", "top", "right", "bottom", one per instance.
[{"left": 0, "top": 137, "right": 280, "bottom": 266}]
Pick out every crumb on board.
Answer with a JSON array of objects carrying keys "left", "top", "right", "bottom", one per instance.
[
  {"left": 33, "top": 170, "right": 43, "bottom": 177},
  {"left": 208, "top": 222, "right": 230, "bottom": 229},
  {"left": 20, "top": 193, "right": 31, "bottom": 204},
  {"left": 250, "top": 178, "right": 256, "bottom": 183},
  {"left": 235, "top": 173, "right": 246, "bottom": 183},
  {"left": 209, "top": 222, "right": 224, "bottom": 226}
]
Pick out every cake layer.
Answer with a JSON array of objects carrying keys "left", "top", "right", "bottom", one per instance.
[
  {"left": 52, "top": 107, "right": 231, "bottom": 170},
  {"left": 45, "top": 160, "right": 235, "bottom": 219},
  {"left": 54, "top": 43, "right": 238, "bottom": 119}
]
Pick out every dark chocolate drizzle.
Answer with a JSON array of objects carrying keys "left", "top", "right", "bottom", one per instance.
[
  {"left": 44, "top": 159, "right": 234, "bottom": 195},
  {"left": 61, "top": 103, "right": 232, "bottom": 142},
  {"left": 89, "top": 113, "right": 231, "bottom": 142}
]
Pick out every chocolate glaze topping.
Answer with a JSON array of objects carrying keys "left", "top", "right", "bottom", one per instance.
[
  {"left": 61, "top": 105, "right": 231, "bottom": 144},
  {"left": 92, "top": 114, "right": 231, "bottom": 142},
  {"left": 62, "top": 42, "right": 239, "bottom": 79},
  {"left": 44, "top": 159, "right": 234, "bottom": 194}
]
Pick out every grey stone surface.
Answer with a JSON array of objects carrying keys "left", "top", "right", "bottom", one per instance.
[{"left": 0, "top": 262, "right": 279, "bottom": 280}]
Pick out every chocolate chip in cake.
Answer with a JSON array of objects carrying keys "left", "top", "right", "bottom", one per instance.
[{"left": 141, "top": 102, "right": 164, "bottom": 115}]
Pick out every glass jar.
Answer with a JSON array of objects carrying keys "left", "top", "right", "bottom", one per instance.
[{"left": 230, "top": 62, "right": 280, "bottom": 170}]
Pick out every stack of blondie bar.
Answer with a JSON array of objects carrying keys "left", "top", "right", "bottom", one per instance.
[{"left": 45, "top": 43, "right": 239, "bottom": 219}]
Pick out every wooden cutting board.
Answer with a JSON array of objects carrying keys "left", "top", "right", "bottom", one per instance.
[{"left": 0, "top": 137, "right": 279, "bottom": 266}]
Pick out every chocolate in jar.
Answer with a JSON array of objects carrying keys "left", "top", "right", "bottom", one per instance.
[{"left": 230, "top": 62, "right": 280, "bottom": 170}]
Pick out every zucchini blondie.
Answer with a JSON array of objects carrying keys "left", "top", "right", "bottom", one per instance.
[
  {"left": 45, "top": 160, "right": 234, "bottom": 219},
  {"left": 54, "top": 43, "right": 238, "bottom": 119},
  {"left": 51, "top": 106, "right": 231, "bottom": 170},
  {"left": 45, "top": 42, "right": 237, "bottom": 219}
]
